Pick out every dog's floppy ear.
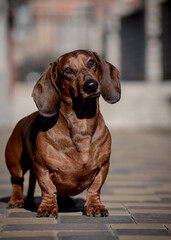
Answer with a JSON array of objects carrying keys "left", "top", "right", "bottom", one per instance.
[
  {"left": 32, "top": 62, "right": 61, "bottom": 117},
  {"left": 93, "top": 52, "right": 121, "bottom": 104}
]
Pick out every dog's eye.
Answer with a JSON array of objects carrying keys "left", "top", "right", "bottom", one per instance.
[
  {"left": 63, "top": 67, "right": 73, "bottom": 75},
  {"left": 88, "top": 59, "right": 96, "bottom": 68}
]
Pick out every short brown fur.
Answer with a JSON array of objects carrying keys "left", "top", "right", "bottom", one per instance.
[{"left": 5, "top": 50, "right": 121, "bottom": 217}]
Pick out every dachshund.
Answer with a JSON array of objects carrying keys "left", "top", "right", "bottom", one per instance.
[{"left": 5, "top": 50, "right": 121, "bottom": 217}]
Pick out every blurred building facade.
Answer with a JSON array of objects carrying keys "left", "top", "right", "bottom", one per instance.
[
  {"left": 0, "top": 0, "right": 171, "bottom": 129},
  {"left": 0, "top": 0, "right": 10, "bottom": 127}
]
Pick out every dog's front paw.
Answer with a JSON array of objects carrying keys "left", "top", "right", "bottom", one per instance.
[
  {"left": 85, "top": 204, "right": 109, "bottom": 217},
  {"left": 7, "top": 197, "right": 24, "bottom": 208},
  {"left": 37, "top": 193, "right": 58, "bottom": 218},
  {"left": 37, "top": 203, "right": 58, "bottom": 218}
]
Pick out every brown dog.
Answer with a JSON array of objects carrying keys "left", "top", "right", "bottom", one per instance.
[{"left": 5, "top": 50, "right": 121, "bottom": 217}]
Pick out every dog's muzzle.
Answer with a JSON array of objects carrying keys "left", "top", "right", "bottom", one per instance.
[{"left": 83, "top": 79, "right": 98, "bottom": 94}]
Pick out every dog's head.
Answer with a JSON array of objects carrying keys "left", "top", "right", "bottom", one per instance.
[{"left": 32, "top": 50, "right": 121, "bottom": 117}]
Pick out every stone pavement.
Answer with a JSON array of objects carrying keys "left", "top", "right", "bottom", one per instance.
[{"left": 0, "top": 128, "right": 171, "bottom": 240}]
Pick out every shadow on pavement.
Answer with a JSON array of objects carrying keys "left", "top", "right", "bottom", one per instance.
[{"left": 0, "top": 195, "right": 86, "bottom": 214}]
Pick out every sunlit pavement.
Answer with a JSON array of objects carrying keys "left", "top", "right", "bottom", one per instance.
[{"left": 1, "top": 128, "right": 171, "bottom": 240}]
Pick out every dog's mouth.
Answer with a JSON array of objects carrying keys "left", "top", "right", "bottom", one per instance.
[
  {"left": 86, "top": 92, "right": 101, "bottom": 99},
  {"left": 76, "top": 91, "right": 101, "bottom": 101}
]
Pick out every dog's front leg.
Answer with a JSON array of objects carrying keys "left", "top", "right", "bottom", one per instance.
[
  {"left": 85, "top": 161, "right": 109, "bottom": 217},
  {"left": 34, "top": 160, "right": 58, "bottom": 218}
]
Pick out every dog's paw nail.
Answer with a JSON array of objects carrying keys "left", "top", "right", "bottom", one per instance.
[
  {"left": 41, "top": 212, "right": 46, "bottom": 217},
  {"left": 100, "top": 210, "right": 105, "bottom": 217},
  {"left": 92, "top": 211, "right": 96, "bottom": 217},
  {"left": 37, "top": 211, "right": 44, "bottom": 217},
  {"left": 18, "top": 204, "right": 23, "bottom": 208},
  {"left": 100, "top": 210, "right": 109, "bottom": 217},
  {"left": 46, "top": 211, "right": 50, "bottom": 217},
  {"left": 53, "top": 212, "right": 58, "bottom": 219},
  {"left": 37, "top": 213, "right": 40, "bottom": 217}
]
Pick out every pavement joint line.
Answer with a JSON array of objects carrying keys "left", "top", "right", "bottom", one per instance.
[
  {"left": 164, "top": 225, "right": 170, "bottom": 231},
  {"left": 122, "top": 204, "right": 137, "bottom": 224},
  {"left": 108, "top": 224, "right": 120, "bottom": 240}
]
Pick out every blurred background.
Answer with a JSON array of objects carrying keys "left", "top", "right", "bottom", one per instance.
[{"left": 0, "top": 0, "right": 171, "bottom": 130}]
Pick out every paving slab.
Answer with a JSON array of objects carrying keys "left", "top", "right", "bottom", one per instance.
[
  {"left": 2, "top": 223, "right": 109, "bottom": 232},
  {"left": 58, "top": 231, "right": 116, "bottom": 240},
  {"left": 132, "top": 213, "right": 171, "bottom": 224},
  {"left": 59, "top": 215, "right": 134, "bottom": 224},
  {"left": 58, "top": 235, "right": 116, "bottom": 240}
]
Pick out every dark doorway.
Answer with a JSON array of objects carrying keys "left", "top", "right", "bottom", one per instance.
[
  {"left": 121, "top": 10, "right": 145, "bottom": 81},
  {"left": 162, "top": 1, "right": 171, "bottom": 81}
]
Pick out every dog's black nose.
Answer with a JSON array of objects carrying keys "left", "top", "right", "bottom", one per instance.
[{"left": 83, "top": 79, "right": 98, "bottom": 94}]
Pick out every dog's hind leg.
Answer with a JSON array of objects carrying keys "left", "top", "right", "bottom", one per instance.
[
  {"left": 25, "top": 166, "right": 36, "bottom": 210},
  {"left": 5, "top": 123, "right": 25, "bottom": 208}
]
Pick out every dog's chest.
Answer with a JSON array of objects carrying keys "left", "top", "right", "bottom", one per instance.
[
  {"left": 45, "top": 132, "right": 99, "bottom": 196},
  {"left": 49, "top": 115, "right": 96, "bottom": 152},
  {"left": 69, "top": 124, "right": 92, "bottom": 153},
  {"left": 36, "top": 114, "right": 110, "bottom": 196},
  {"left": 44, "top": 122, "right": 103, "bottom": 174},
  {"left": 46, "top": 130, "right": 97, "bottom": 167}
]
